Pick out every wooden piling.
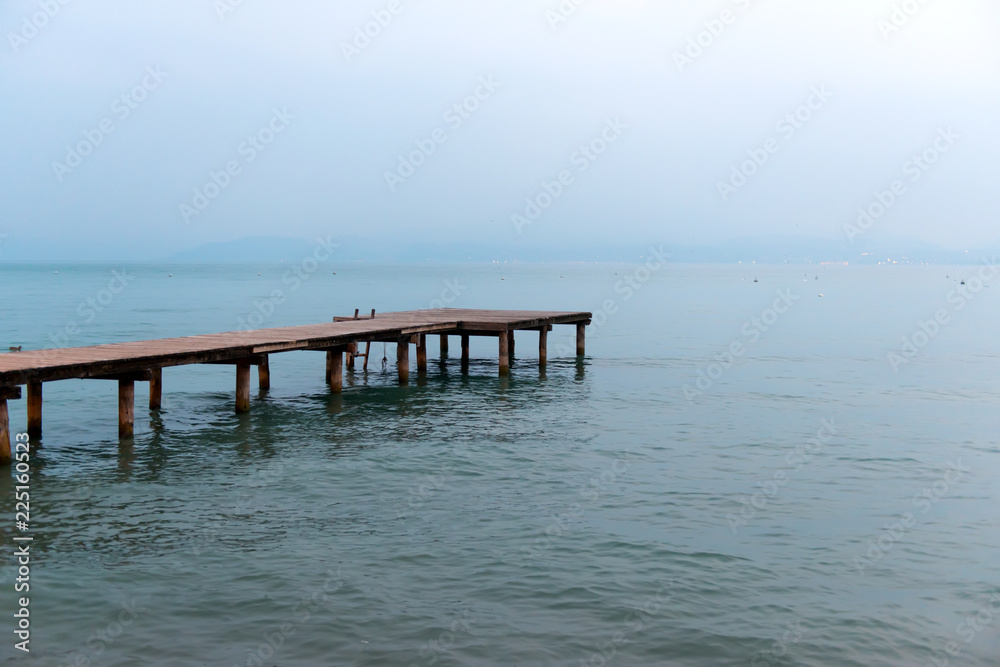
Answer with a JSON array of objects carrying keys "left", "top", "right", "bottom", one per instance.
[
  {"left": 508, "top": 331, "right": 515, "bottom": 358},
  {"left": 417, "top": 334, "right": 427, "bottom": 373},
  {"left": 397, "top": 337, "right": 410, "bottom": 384},
  {"left": 0, "top": 398, "right": 9, "bottom": 466},
  {"left": 440, "top": 335, "right": 449, "bottom": 356},
  {"left": 236, "top": 363, "right": 251, "bottom": 414},
  {"left": 346, "top": 342, "right": 357, "bottom": 371},
  {"left": 149, "top": 368, "right": 162, "bottom": 410},
  {"left": 257, "top": 356, "right": 270, "bottom": 391},
  {"left": 329, "top": 348, "right": 344, "bottom": 393},
  {"left": 461, "top": 334, "right": 470, "bottom": 368},
  {"left": 326, "top": 351, "right": 334, "bottom": 384},
  {"left": 499, "top": 330, "right": 510, "bottom": 375},
  {"left": 576, "top": 323, "right": 586, "bottom": 356},
  {"left": 119, "top": 379, "right": 135, "bottom": 438},
  {"left": 363, "top": 341, "right": 371, "bottom": 372},
  {"left": 27, "top": 381, "right": 42, "bottom": 438},
  {"left": 539, "top": 327, "right": 548, "bottom": 367}
]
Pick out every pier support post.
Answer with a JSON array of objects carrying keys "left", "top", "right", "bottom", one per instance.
[
  {"left": 329, "top": 348, "right": 344, "bottom": 393},
  {"left": 257, "top": 356, "right": 270, "bottom": 391},
  {"left": 0, "top": 398, "right": 9, "bottom": 466},
  {"left": 236, "top": 363, "right": 251, "bottom": 414},
  {"left": 397, "top": 337, "right": 410, "bottom": 384},
  {"left": 0, "top": 387, "right": 18, "bottom": 465},
  {"left": 27, "top": 381, "right": 42, "bottom": 438},
  {"left": 539, "top": 327, "right": 548, "bottom": 367},
  {"left": 576, "top": 323, "right": 586, "bottom": 357},
  {"left": 149, "top": 368, "right": 162, "bottom": 410},
  {"left": 508, "top": 331, "right": 515, "bottom": 359},
  {"left": 499, "top": 330, "right": 510, "bottom": 376},
  {"left": 119, "top": 380, "right": 135, "bottom": 438},
  {"left": 347, "top": 343, "right": 357, "bottom": 371},
  {"left": 417, "top": 335, "right": 427, "bottom": 373},
  {"left": 461, "top": 335, "right": 470, "bottom": 368},
  {"left": 440, "top": 335, "right": 449, "bottom": 357}
]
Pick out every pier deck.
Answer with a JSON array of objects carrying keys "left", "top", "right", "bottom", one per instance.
[{"left": 0, "top": 308, "right": 591, "bottom": 462}]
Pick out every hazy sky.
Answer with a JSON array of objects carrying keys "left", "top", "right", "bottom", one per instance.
[{"left": 1, "top": 0, "right": 998, "bottom": 259}]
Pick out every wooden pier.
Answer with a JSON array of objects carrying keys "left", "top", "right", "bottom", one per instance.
[{"left": 0, "top": 308, "right": 591, "bottom": 464}]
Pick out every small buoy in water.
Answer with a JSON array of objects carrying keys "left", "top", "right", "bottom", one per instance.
[
  {"left": 818, "top": 294, "right": 824, "bottom": 297},
  {"left": 168, "top": 273, "right": 173, "bottom": 277},
  {"left": 54, "top": 271, "right": 59, "bottom": 274},
  {"left": 257, "top": 272, "right": 262, "bottom": 276},
  {"left": 754, "top": 278, "right": 758, "bottom": 283},
  {"left": 961, "top": 280, "right": 966, "bottom": 285}
]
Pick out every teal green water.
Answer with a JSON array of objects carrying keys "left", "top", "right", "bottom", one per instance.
[{"left": 1, "top": 261, "right": 999, "bottom": 665}]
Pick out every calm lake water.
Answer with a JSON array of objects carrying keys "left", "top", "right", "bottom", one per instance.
[{"left": 1, "top": 260, "right": 998, "bottom": 666}]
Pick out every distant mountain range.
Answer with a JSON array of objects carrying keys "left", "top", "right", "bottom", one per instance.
[{"left": 162, "top": 235, "right": 997, "bottom": 265}]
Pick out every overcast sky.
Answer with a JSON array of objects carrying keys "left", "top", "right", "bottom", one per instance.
[{"left": 1, "top": 0, "right": 998, "bottom": 260}]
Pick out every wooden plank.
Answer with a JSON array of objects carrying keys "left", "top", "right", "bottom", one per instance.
[
  {"left": 27, "top": 381, "right": 42, "bottom": 438},
  {"left": 0, "top": 387, "right": 22, "bottom": 401}
]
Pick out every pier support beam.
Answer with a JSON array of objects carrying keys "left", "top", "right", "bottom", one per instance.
[
  {"left": 499, "top": 330, "right": 510, "bottom": 376},
  {"left": 0, "top": 387, "right": 20, "bottom": 466},
  {"left": 27, "top": 381, "right": 42, "bottom": 438},
  {"left": 539, "top": 327, "right": 548, "bottom": 367},
  {"left": 576, "top": 323, "right": 586, "bottom": 357},
  {"left": 417, "top": 334, "right": 427, "bottom": 374},
  {"left": 149, "top": 368, "right": 162, "bottom": 410},
  {"left": 257, "top": 356, "right": 270, "bottom": 391},
  {"left": 397, "top": 337, "right": 410, "bottom": 384},
  {"left": 507, "top": 331, "right": 515, "bottom": 359},
  {"left": 440, "top": 335, "right": 449, "bottom": 357},
  {"left": 236, "top": 363, "right": 251, "bottom": 414},
  {"left": 461, "top": 335, "right": 470, "bottom": 368},
  {"left": 346, "top": 343, "right": 357, "bottom": 371},
  {"left": 119, "top": 380, "right": 135, "bottom": 438},
  {"left": 328, "top": 348, "right": 344, "bottom": 393}
]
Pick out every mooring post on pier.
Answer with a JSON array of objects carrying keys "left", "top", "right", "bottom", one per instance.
[
  {"left": 235, "top": 363, "right": 251, "bottom": 414},
  {"left": 440, "top": 335, "right": 449, "bottom": 357},
  {"left": 397, "top": 337, "right": 410, "bottom": 384},
  {"left": 499, "top": 330, "right": 510, "bottom": 376},
  {"left": 119, "top": 379, "right": 135, "bottom": 438},
  {"left": 417, "top": 335, "right": 427, "bottom": 374},
  {"left": 576, "top": 323, "right": 586, "bottom": 357},
  {"left": 539, "top": 327, "right": 548, "bottom": 367},
  {"left": 27, "top": 380, "right": 42, "bottom": 438},
  {"left": 328, "top": 347, "right": 345, "bottom": 393},
  {"left": 257, "top": 356, "right": 270, "bottom": 391},
  {"left": 0, "top": 386, "right": 20, "bottom": 465},
  {"left": 149, "top": 368, "right": 162, "bottom": 410},
  {"left": 461, "top": 334, "right": 470, "bottom": 369}
]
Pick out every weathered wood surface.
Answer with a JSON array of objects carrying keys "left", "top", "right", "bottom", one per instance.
[{"left": 0, "top": 309, "right": 591, "bottom": 386}]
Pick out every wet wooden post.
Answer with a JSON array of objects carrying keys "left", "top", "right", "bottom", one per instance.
[
  {"left": 461, "top": 334, "right": 470, "bottom": 368},
  {"left": 499, "top": 330, "right": 510, "bottom": 375},
  {"left": 257, "top": 356, "right": 270, "bottom": 391},
  {"left": 440, "top": 335, "right": 449, "bottom": 357},
  {"left": 326, "top": 351, "right": 334, "bottom": 384},
  {"left": 539, "top": 327, "right": 548, "bottom": 367},
  {"left": 0, "top": 386, "right": 20, "bottom": 466},
  {"left": 235, "top": 363, "right": 251, "bottom": 414},
  {"left": 576, "top": 323, "right": 586, "bottom": 356},
  {"left": 346, "top": 342, "right": 357, "bottom": 371},
  {"left": 417, "top": 334, "right": 427, "bottom": 373},
  {"left": 149, "top": 368, "right": 162, "bottom": 410},
  {"left": 329, "top": 347, "right": 344, "bottom": 393},
  {"left": 27, "top": 381, "right": 42, "bottom": 438},
  {"left": 397, "top": 337, "right": 410, "bottom": 384},
  {"left": 508, "top": 331, "right": 515, "bottom": 358},
  {"left": 119, "top": 379, "right": 135, "bottom": 438}
]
